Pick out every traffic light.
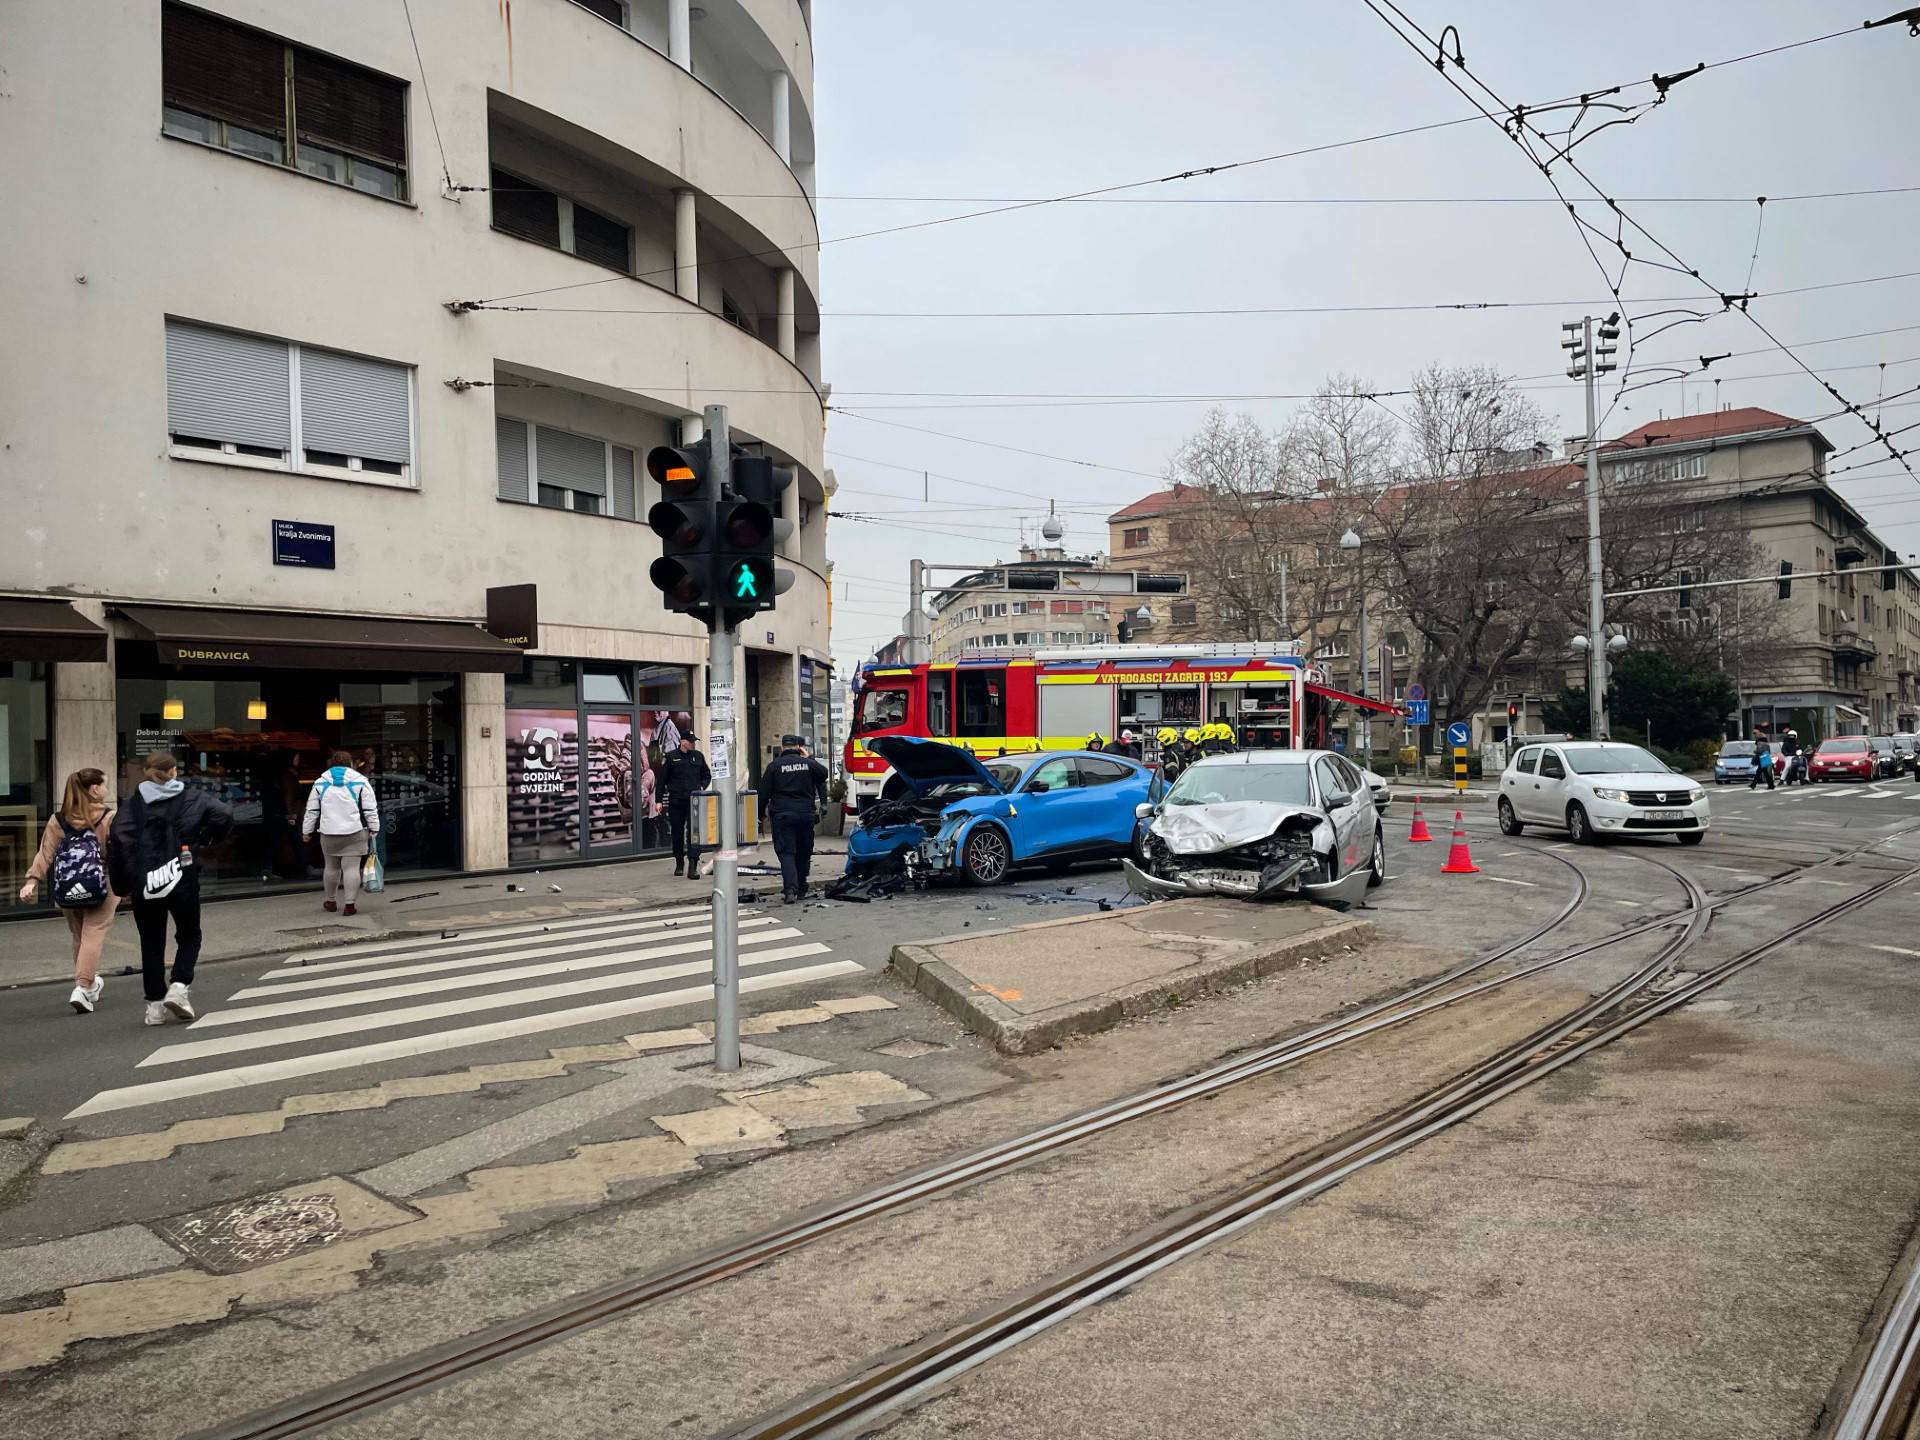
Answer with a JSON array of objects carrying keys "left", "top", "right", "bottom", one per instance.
[
  {"left": 1507, "top": 701, "right": 1519, "bottom": 728},
  {"left": 717, "top": 456, "right": 795, "bottom": 628},
  {"left": 1777, "top": 560, "right": 1793, "bottom": 600},
  {"left": 647, "top": 440, "right": 718, "bottom": 619}
]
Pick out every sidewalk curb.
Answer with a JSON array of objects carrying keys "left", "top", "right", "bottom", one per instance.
[
  {"left": 1388, "top": 791, "right": 1492, "bottom": 805},
  {"left": 889, "top": 906, "right": 1376, "bottom": 1056}
]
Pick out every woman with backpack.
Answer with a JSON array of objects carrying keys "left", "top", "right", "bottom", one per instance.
[
  {"left": 301, "top": 751, "right": 380, "bottom": 915},
  {"left": 17, "top": 767, "right": 119, "bottom": 1014}
]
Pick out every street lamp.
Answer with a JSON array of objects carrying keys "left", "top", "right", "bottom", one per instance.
[
  {"left": 1571, "top": 632, "right": 1629, "bottom": 736},
  {"left": 1339, "top": 529, "right": 1369, "bottom": 756}
]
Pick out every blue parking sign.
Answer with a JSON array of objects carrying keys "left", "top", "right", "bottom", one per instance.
[{"left": 1447, "top": 721, "right": 1471, "bottom": 747}]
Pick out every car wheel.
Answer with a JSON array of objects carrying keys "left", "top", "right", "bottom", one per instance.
[
  {"left": 961, "top": 825, "right": 1011, "bottom": 886},
  {"left": 1677, "top": 832, "right": 1704, "bottom": 846},
  {"left": 1567, "top": 803, "right": 1596, "bottom": 845},
  {"left": 1366, "top": 827, "right": 1386, "bottom": 888},
  {"left": 1497, "top": 797, "right": 1524, "bottom": 836}
]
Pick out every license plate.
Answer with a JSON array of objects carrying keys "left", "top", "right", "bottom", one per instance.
[{"left": 1645, "top": 809, "right": 1687, "bottom": 821}]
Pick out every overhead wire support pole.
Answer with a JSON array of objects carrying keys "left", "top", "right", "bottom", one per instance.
[
  {"left": 705, "top": 403, "right": 741, "bottom": 1073},
  {"left": 1566, "top": 313, "right": 1618, "bottom": 739}
]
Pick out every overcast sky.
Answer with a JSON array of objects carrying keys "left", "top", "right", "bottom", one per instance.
[{"left": 811, "top": 0, "right": 1919, "bottom": 668}]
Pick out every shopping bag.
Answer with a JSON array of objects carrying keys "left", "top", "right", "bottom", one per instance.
[{"left": 361, "top": 851, "right": 385, "bottom": 894}]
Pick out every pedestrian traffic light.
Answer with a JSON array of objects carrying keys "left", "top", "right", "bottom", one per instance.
[
  {"left": 646, "top": 439, "right": 718, "bottom": 619},
  {"left": 1777, "top": 560, "right": 1793, "bottom": 599},
  {"left": 716, "top": 455, "right": 796, "bottom": 627}
]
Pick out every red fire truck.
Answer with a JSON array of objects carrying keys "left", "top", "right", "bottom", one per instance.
[{"left": 843, "top": 642, "right": 1402, "bottom": 811}]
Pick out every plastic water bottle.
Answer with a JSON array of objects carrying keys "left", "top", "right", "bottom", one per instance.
[{"left": 178, "top": 844, "right": 193, "bottom": 870}]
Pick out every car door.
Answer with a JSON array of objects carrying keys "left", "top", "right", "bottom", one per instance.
[
  {"left": 1333, "top": 756, "right": 1375, "bottom": 864},
  {"left": 1533, "top": 747, "right": 1570, "bottom": 825},
  {"left": 1071, "top": 754, "right": 1146, "bottom": 851},
  {"left": 1313, "top": 757, "right": 1367, "bottom": 874},
  {"left": 1015, "top": 756, "right": 1087, "bottom": 857},
  {"left": 1504, "top": 746, "right": 1538, "bottom": 817}
]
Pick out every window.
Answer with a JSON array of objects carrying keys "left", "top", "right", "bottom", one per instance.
[
  {"left": 721, "top": 293, "right": 751, "bottom": 331},
  {"left": 495, "top": 418, "right": 637, "bottom": 518},
  {"left": 1539, "top": 751, "right": 1566, "bottom": 780},
  {"left": 956, "top": 669, "right": 1006, "bottom": 737},
  {"left": 1012, "top": 631, "right": 1039, "bottom": 646},
  {"left": 1312, "top": 757, "right": 1347, "bottom": 804},
  {"left": 1513, "top": 747, "right": 1539, "bottom": 776},
  {"left": 1026, "top": 758, "right": 1077, "bottom": 792},
  {"left": 1171, "top": 601, "right": 1199, "bottom": 627},
  {"left": 490, "top": 169, "right": 632, "bottom": 274},
  {"left": 983, "top": 603, "right": 1008, "bottom": 618},
  {"left": 162, "top": 3, "right": 407, "bottom": 200},
  {"left": 1052, "top": 599, "right": 1084, "bottom": 615},
  {"left": 1123, "top": 527, "right": 1151, "bottom": 549},
  {"left": 1075, "top": 756, "right": 1132, "bottom": 787},
  {"left": 572, "top": 0, "right": 629, "bottom": 23},
  {"left": 166, "top": 319, "right": 413, "bottom": 484}
]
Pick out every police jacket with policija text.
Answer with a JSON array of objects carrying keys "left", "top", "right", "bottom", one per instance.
[
  {"left": 659, "top": 748, "right": 710, "bottom": 802},
  {"left": 760, "top": 751, "right": 828, "bottom": 819}
]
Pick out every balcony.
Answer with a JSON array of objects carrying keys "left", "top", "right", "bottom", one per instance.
[
  {"left": 1832, "top": 630, "right": 1878, "bottom": 662},
  {"left": 1836, "top": 537, "right": 1869, "bottom": 565}
]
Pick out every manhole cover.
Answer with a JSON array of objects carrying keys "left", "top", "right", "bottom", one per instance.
[
  {"left": 871, "top": 1038, "right": 949, "bottom": 1059},
  {"left": 154, "top": 1193, "right": 345, "bottom": 1274}
]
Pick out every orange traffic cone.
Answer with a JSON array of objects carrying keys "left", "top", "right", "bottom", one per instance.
[
  {"left": 1440, "top": 810, "right": 1479, "bottom": 874},
  {"left": 1408, "top": 799, "right": 1433, "bottom": 843}
]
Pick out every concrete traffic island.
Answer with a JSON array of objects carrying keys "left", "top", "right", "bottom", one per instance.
[{"left": 889, "top": 899, "right": 1374, "bottom": 1055}]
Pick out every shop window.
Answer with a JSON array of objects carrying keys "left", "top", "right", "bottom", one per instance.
[
  {"left": 582, "top": 666, "right": 633, "bottom": 704},
  {"left": 166, "top": 319, "right": 414, "bottom": 485},
  {"left": 0, "top": 663, "right": 51, "bottom": 916},
  {"left": 495, "top": 417, "right": 637, "bottom": 518},
  {"left": 162, "top": 3, "right": 407, "bottom": 200},
  {"left": 490, "top": 168, "right": 634, "bottom": 274}
]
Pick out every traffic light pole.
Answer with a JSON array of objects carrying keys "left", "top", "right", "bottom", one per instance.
[{"left": 704, "top": 402, "right": 741, "bottom": 1073}]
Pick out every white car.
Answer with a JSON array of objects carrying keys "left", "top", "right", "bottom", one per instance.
[{"left": 1497, "top": 740, "right": 1709, "bottom": 846}]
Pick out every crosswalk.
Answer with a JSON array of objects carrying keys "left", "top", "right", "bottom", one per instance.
[{"left": 66, "top": 904, "right": 862, "bottom": 1119}]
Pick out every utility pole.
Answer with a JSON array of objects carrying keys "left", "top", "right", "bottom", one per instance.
[
  {"left": 702, "top": 404, "right": 741, "bottom": 1072},
  {"left": 1565, "top": 314, "right": 1619, "bottom": 739}
]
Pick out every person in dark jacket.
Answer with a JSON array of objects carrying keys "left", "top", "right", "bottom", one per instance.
[
  {"left": 659, "top": 733, "right": 711, "bottom": 879},
  {"left": 109, "top": 752, "right": 233, "bottom": 1025},
  {"left": 760, "top": 735, "right": 828, "bottom": 903}
]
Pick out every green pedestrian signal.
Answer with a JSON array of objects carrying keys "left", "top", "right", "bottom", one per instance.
[{"left": 733, "top": 563, "right": 758, "bottom": 599}]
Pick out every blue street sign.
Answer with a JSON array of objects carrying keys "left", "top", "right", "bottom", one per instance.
[
  {"left": 1406, "top": 682, "right": 1427, "bottom": 702},
  {"left": 271, "top": 519, "right": 335, "bottom": 569},
  {"left": 1407, "top": 700, "right": 1430, "bottom": 725},
  {"left": 1447, "top": 721, "right": 1471, "bottom": 747}
]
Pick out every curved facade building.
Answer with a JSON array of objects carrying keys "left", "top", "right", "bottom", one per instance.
[{"left": 0, "top": 0, "right": 831, "bottom": 905}]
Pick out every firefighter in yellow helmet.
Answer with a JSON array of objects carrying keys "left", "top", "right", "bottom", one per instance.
[{"left": 1156, "top": 725, "right": 1187, "bottom": 784}]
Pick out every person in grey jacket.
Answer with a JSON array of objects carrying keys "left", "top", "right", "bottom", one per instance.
[{"left": 302, "top": 751, "right": 381, "bottom": 915}]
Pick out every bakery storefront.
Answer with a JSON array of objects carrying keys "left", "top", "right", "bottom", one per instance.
[
  {"left": 112, "top": 605, "right": 523, "bottom": 897},
  {"left": 0, "top": 599, "right": 109, "bottom": 914},
  {"left": 505, "top": 658, "right": 696, "bottom": 865}
]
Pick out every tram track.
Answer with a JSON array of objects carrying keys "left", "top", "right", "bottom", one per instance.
[
  {"left": 725, "top": 861, "right": 1920, "bottom": 1440},
  {"left": 1832, "top": 1244, "right": 1920, "bottom": 1440},
  {"left": 193, "top": 827, "right": 1915, "bottom": 1440}
]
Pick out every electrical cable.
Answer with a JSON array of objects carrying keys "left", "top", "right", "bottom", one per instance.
[
  {"left": 477, "top": 183, "right": 1920, "bottom": 206},
  {"left": 831, "top": 412, "right": 1167, "bottom": 481},
  {"left": 398, "top": 0, "right": 455, "bottom": 198}
]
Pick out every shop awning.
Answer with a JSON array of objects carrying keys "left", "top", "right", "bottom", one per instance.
[
  {"left": 0, "top": 597, "right": 109, "bottom": 662},
  {"left": 114, "top": 604, "right": 527, "bottom": 673},
  {"left": 1306, "top": 681, "right": 1404, "bottom": 717}
]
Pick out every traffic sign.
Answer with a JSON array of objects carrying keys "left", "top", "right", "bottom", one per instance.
[
  {"left": 1447, "top": 721, "right": 1471, "bottom": 747},
  {"left": 1407, "top": 700, "right": 1430, "bottom": 725},
  {"left": 1407, "top": 682, "right": 1427, "bottom": 702}
]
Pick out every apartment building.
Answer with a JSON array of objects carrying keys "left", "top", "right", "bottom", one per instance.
[
  {"left": 0, "top": 0, "right": 830, "bottom": 911},
  {"left": 926, "top": 549, "right": 1117, "bottom": 661}
]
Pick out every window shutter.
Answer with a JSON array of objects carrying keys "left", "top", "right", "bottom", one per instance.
[
  {"left": 299, "top": 347, "right": 412, "bottom": 464},
  {"left": 610, "top": 446, "right": 637, "bottom": 519},
  {"left": 292, "top": 49, "right": 406, "bottom": 167},
  {"left": 162, "top": 4, "right": 288, "bottom": 137},
  {"left": 165, "top": 320, "right": 291, "bottom": 451},
  {"left": 570, "top": 203, "right": 631, "bottom": 272},
  {"left": 491, "top": 169, "right": 560, "bottom": 247},
  {"left": 535, "top": 426, "right": 608, "bottom": 495},
  {"left": 496, "top": 418, "right": 530, "bottom": 502}
]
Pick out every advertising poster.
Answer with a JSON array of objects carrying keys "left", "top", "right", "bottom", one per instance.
[
  {"left": 585, "top": 713, "right": 635, "bottom": 848},
  {"left": 506, "top": 707, "right": 579, "bottom": 863},
  {"left": 635, "top": 709, "right": 691, "bottom": 851}
]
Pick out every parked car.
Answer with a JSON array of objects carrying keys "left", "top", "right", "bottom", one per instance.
[
  {"left": 838, "top": 737, "right": 1159, "bottom": 889},
  {"left": 1125, "top": 749, "right": 1384, "bottom": 904},
  {"left": 1868, "top": 736, "right": 1902, "bottom": 779},
  {"left": 1357, "top": 765, "right": 1391, "bottom": 811},
  {"left": 1712, "top": 740, "right": 1762, "bottom": 784},
  {"left": 1809, "top": 737, "right": 1876, "bottom": 782},
  {"left": 1892, "top": 734, "right": 1920, "bottom": 771},
  {"left": 1497, "top": 740, "right": 1708, "bottom": 845}
]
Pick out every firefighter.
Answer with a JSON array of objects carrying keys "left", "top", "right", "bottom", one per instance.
[
  {"left": 1156, "top": 726, "right": 1184, "bottom": 783},
  {"left": 1085, "top": 730, "right": 1107, "bottom": 753}
]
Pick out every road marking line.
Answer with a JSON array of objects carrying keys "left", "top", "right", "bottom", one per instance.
[
  {"left": 1809, "top": 879, "right": 1854, "bottom": 887},
  {"left": 67, "top": 961, "right": 864, "bottom": 1118},
  {"left": 204, "top": 929, "right": 805, "bottom": 1025},
  {"left": 143, "top": 944, "right": 833, "bottom": 1066},
  {"left": 271, "top": 905, "right": 735, "bottom": 976},
  {"left": 1482, "top": 875, "right": 1536, "bottom": 887},
  {"left": 1874, "top": 945, "right": 1920, "bottom": 958},
  {"left": 231, "top": 917, "right": 783, "bottom": 999},
  {"left": 1614, "top": 900, "right": 1644, "bottom": 908}
]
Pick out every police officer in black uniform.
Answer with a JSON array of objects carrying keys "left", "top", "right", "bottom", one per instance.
[
  {"left": 760, "top": 734, "right": 829, "bottom": 903},
  {"left": 659, "top": 732, "right": 711, "bottom": 879}
]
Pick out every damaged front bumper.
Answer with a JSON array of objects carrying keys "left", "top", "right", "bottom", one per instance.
[{"left": 1121, "top": 855, "right": 1312, "bottom": 900}]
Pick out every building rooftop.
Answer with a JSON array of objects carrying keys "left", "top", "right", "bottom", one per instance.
[
  {"left": 1107, "top": 484, "right": 1202, "bottom": 524},
  {"left": 1604, "top": 407, "right": 1814, "bottom": 451}
]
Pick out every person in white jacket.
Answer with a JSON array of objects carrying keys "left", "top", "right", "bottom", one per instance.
[{"left": 301, "top": 751, "right": 381, "bottom": 915}]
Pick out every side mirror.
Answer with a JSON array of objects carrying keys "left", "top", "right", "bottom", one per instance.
[
  {"left": 1027, "top": 780, "right": 1050, "bottom": 795},
  {"left": 1325, "top": 790, "right": 1352, "bottom": 811},
  {"left": 1134, "top": 801, "right": 1154, "bottom": 819}
]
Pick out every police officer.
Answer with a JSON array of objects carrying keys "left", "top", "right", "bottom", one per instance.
[
  {"left": 659, "top": 732, "right": 711, "bottom": 879},
  {"left": 760, "top": 734, "right": 828, "bottom": 903}
]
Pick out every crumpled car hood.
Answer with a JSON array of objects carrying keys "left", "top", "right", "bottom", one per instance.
[{"left": 1148, "top": 802, "right": 1325, "bottom": 854}]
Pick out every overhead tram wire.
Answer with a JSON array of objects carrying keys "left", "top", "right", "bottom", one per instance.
[
  {"left": 397, "top": 0, "right": 455, "bottom": 198},
  {"left": 832, "top": 413, "right": 1167, "bottom": 482},
  {"left": 1359, "top": 0, "right": 1920, "bottom": 484}
]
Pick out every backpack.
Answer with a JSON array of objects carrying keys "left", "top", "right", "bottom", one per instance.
[{"left": 51, "top": 816, "right": 110, "bottom": 910}]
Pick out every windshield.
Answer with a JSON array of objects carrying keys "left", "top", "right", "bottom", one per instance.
[
  {"left": 1165, "top": 762, "right": 1312, "bottom": 808},
  {"left": 1563, "top": 745, "right": 1671, "bottom": 775},
  {"left": 1719, "top": 741, "right": 1755, "bottom": 756},
  {"left": 1820, "top": 738, "right": 1868, "bottom": 752},
  {"left": 855, "top": 686, "right": 908, "bottom": 735},
  {"left": 985, "top": 761, "right": 1025, "bottom": 790}
]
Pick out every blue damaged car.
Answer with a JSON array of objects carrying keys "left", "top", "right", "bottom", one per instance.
[{"left": 835, "top": 736, "right": 1160, "bottom": 892}]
